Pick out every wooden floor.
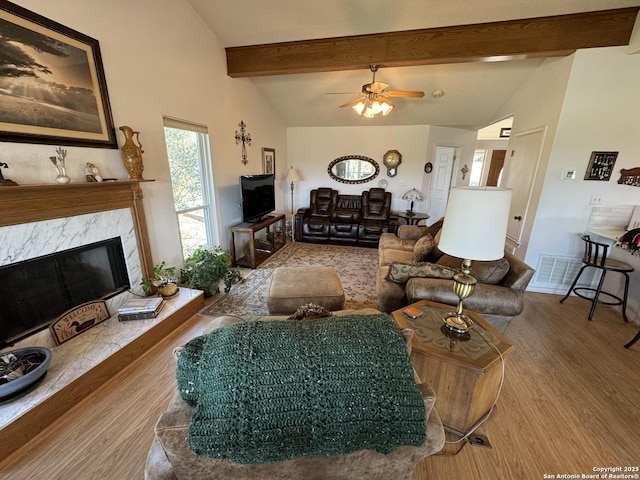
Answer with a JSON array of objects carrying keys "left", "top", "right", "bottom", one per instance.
[{"left": 0, "top": 292, "right": 638, "bottom": 480}]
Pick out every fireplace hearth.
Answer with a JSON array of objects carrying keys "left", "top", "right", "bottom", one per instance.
[{"left": 0, "top": 181, "right": 203, "bottom": 458}]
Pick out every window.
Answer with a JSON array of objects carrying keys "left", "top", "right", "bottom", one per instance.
[
  {"left": 469, "top": 149, "right": 487, "bottom": 186},
  {"left": 163, "top": 117, "right": 216, "bottom": 259}
]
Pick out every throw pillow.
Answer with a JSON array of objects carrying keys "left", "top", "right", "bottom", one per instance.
[
  {"left": 425, "top": 217, "right": 444, "bottom": 238},
  {"left": 288, "top": 303, "right": 334, "bottom": 320},
  {"left": 412, "top": 234, "right": 435, "bottom": 262},
  {"left": 436, "top": 255, "right": 510, "bottom": 284},
  {"left": 385, "top": 261, "right": 456, "bottom": 284}
]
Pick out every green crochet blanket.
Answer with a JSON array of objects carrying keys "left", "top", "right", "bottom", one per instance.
[{"left": 177, "top": 314, "right": 426, "bottom": 464}]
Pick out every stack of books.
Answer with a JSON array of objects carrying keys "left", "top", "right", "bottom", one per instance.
[{"left": 118, "top": 297, "right": 165, "bottom": 321}]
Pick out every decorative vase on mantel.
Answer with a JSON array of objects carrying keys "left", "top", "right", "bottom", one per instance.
[
  {"left": 49, "top": 147, "right": 70, "bottom": 184},
  {"left": 119, "top": 125, "right": 144, "bottom": 179}
]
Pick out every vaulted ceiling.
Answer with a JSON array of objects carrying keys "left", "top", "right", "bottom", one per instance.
[{"left": 186, "top": 0, "right": 640, "bottom": 130}]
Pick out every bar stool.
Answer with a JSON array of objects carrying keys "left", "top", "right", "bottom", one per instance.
[
  {"left": 560, "top": 234, "right": 634, "bottom": 322},
  {"left": 625, "top": 331, "right": 640, "bottom": 349}
]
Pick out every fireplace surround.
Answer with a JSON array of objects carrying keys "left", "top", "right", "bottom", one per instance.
[
  {"left": 0, "top": 180, "right": 204, "bottom": 457},
  {"left": 0, "top": 237, "right": 131, "bottom": 348}
]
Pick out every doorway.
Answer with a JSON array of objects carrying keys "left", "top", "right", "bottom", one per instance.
[
  {"left": 426, "top": 146, "right": 456, "bottom": 223},
  {"left": 504, "top": 127, "right": 546, "bottom": 259},
  {"left": 486, "top": 150, "right": 506, "bottom": 186}
]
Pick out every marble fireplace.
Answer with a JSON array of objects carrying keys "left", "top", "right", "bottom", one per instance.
[{"left": 0, "top": 181, "right": 203, "bottom": 455}]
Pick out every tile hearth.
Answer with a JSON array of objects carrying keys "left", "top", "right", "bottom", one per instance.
[{"left": 0, "top": 288, "right": 203, "bottom": 432}]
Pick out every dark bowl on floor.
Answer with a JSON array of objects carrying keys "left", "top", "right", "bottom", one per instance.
[{"left": 0, "top": 347, "right": 52, "bottom": 402}]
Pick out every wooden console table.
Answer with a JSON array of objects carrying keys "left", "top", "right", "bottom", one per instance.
[{"left": 228, "top": 214, "right": 286, "bottom": 268}]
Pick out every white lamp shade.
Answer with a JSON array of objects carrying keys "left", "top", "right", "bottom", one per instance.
[
  {"left": 438, "top": 187, "right": 512, "bottom": 261},
  {"left": 285, "top": 168, "right": 301, "bottom": 182}
]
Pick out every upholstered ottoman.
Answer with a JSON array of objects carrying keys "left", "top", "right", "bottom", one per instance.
[{"left": 267, "top": 266, "right": 345, "bottom": 313}]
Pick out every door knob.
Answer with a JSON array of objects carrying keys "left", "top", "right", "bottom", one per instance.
[{"left": 514, "top": 215, "right": 522, "bottom": 221}]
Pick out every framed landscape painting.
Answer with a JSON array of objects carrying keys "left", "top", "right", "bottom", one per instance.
[{"left": 0, "top": 1, "right": 117, "bottom": 148}]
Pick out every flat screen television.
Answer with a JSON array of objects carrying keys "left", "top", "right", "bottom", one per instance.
[{"left": 240, "top": 174, "right": 276, "bottom": 222}]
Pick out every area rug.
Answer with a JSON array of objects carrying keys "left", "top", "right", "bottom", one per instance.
[{"left": 201, "top": 242, "right": 379, "bottom": 317}]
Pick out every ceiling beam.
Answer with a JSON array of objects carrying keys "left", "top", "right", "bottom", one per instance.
[{"left": 226, "top": 7, "right": 639, "bottom": 77}]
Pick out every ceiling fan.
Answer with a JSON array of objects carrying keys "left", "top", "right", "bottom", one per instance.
[{"left": 337, "top": 65, "right": 425, "bottom": 118}]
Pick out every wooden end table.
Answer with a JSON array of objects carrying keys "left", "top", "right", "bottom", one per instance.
[
  {"left": 392, "top": 300, "right": 514, "bottom": 454},
  {"left": 396, "top": 211, "right": 430, "bottom": 226}
]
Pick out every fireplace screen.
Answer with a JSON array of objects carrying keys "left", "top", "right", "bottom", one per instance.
[{"left": 0, "top": 237, "right": 130, "bottom": 348}]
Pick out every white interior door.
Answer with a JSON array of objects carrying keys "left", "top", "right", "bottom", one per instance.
[
  {"left": 504, "top": 128, "right": 545, "bottom": 258},
  {"left": 426, "top": 146, "right": 455, "bottom": 222}
]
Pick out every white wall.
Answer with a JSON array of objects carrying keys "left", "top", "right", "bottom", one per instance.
[
  {"left": 526, "top": 47, "right": 640, "bottom": 320},
  {"left": 5, "top": 0, "right": 287, "bottom": 267},
  {"left": 423, "top": 126, "right": 479, "bottom": 190},
  {"left": 529, "top": 47, "right": 640, "bottom": 261},
  {"left": 494, "top": 55, "right": 574, "bottom": 265},
  {"left": 286, "top": 125, "right": 477, "bottom": 216}
]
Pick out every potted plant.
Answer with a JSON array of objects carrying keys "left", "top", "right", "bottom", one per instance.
[
  {"left": 141, "top": 261, "right": 178, "bottom": 297},
  {"left": 180, "top": 246, "right": 243, "bottom": 297}
]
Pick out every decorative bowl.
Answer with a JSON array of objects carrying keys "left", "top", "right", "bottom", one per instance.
[{"left": 0, "top": 346, "right": 52, "bottom": 402}]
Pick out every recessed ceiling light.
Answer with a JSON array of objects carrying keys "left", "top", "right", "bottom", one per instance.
[{"left": 432, "top": 90, "right": 445, "bottom": 98}]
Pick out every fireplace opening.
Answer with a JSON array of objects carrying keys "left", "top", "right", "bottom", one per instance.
[{"left": 0, "top": 237, "right": 131, "bottom": 348}]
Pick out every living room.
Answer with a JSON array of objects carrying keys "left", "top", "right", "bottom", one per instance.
[{"left": 1, "top": 0, "right": 639, "bottom": 479}]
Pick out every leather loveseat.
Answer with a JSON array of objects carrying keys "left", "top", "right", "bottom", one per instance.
[
  {"left": 376, "top": 223, "right": 535, "bottom": 333},
  {"left": 295, "top": 187, "right": 398, "bottom": 247}
]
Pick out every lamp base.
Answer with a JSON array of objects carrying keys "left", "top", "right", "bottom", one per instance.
[{"left": 442, "top": 311, "right": 474, "bottom": 334}]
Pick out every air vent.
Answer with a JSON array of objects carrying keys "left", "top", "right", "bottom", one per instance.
[{"left": 534, "top": 255, "right": 594, "bottom": 287}]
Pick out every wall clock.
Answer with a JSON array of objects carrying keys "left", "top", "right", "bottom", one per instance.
[{"left": 383, "top": 150, "right": 402, "bottom": 177}]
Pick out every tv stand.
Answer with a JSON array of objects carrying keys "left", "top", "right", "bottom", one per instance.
[
  {"left": 228, "top": 213, "right": 286, "bottom": 268},
  {"left": 248, "top": 214, "right": 273, "bottom": 224}
]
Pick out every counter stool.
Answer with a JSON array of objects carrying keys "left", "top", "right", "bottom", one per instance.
[
  {"left": 624, "top": 330, "right": 640, "bottom": 349},
  {"left": 560, "top": 235, "right": 633, "bottom": 322}
]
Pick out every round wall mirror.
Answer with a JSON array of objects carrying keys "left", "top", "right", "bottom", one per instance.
[{"left": 327, "top": 155, "right": 380, "bottom": 184}]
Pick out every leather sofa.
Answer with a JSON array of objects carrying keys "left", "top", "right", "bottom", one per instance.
[
  {"left": 376, "top": 224, "right": 535, "bottom": 333},
  {"left": 295, "top": 187, "right": 398, "bottom": 247},
  {"left": 145, "top": 310, "right": 445, "bottom": 480}
]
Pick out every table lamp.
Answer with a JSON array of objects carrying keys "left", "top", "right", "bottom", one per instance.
[
  {"left": 285, "top": 167, "right": 302, "bottom": 214},
  {"left": 437, "top": 187, "right": 512, "bottom": 333},
  {"left": 402, "top": 188, "right": 423, "bottom": 215}
]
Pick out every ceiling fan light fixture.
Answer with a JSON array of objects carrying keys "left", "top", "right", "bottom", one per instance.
[
  {"left": 380, "top": 98, "right": 394, "bottom": 116},
  {"left": 352, "top": 101, "right": 366, "bottom": 115}
]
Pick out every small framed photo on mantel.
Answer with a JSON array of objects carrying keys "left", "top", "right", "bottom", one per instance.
[
  {"left": 584, "top": 151, "right": 618, "bottom": 181},
  {"left": 262, "top": 148, "right": 275, "bottom": 175}
]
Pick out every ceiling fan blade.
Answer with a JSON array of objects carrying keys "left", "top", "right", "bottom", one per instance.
[
  {"left": 339, "top": 97, "right": 364, "bottom": 108},
  {"left": 370, "top": 82, "right": 389, "bottom": 94},
  {"left": 385, "top": 90, "right": 425, "bottom": 98},
  {"left": 326, "top": 92, "right": 360, "bottom": 95}
]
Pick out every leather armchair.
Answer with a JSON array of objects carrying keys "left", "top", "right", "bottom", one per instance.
[
  {"left": 359, "top": 188, "right": 396, "bottom": 247},
  {"left": 329, "top": 194, "right": 361, "bottom": 245},
  {"left": 296, "top": 188, "right": 337, "bottom": 243},
  {"left": 362, "top": 188, "right": 391, "bottom": 220}
]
